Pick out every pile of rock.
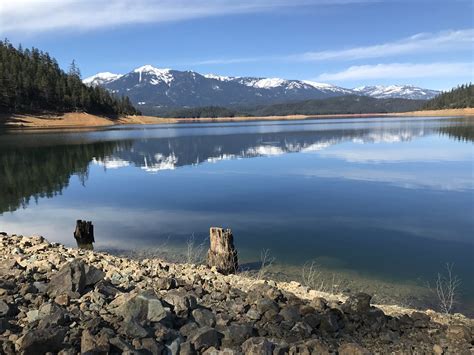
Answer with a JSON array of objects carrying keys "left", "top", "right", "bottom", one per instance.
[{"left": 0, "top": 233, "right": 472, "bottom": 354}]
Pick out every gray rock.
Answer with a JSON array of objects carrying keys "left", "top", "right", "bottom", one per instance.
[
  {"left": 164, "top": 289, "right": 197, "bottom": 316},
  {"left": 221, "top": 323, "right": 254, "bottom": 346},
  {"left": 134, "top": 337, "right": 164, "bottom": 354},
  {"left": 279, "top": 306, "right": 301, "bottom": 323},
  {"left": 46, "top": 259, "right": 87, "bottom": 298},
  {"left": 241, "top": 337, "right": 274, "bottom": 354},
  {"left": 109, "top": 337, "right": 133, "bottom": 352},
  {"left": 246, "top": 308, "right": 261, "bottom": 320},
  {"left": 18, "top": 327, "right": 66, "bottom": 355},
  {"left": 156, "top": 277, "right": 177, "bottom": 290},
  {"left": 81, "top": 329, "right": 110, "bottom": 354},
  {"left": 114, "top": 289, "right": 166, "bottom": 323},
  {"left": 0, "top": 300, "right": 9, "bottom": 317},
  {"left": 342, "top": 293, "right": 372, "bottom": 314},
  {"left": 190, "top": 326, "right": 221, "bottom": 351},
  {"left": 256, "top": 298, "right": 279, "bottom": 314},
  {"left": 179, "top": 341, "right": 196, "bottom": 355},
  {"left": 192, "top": 308, "right": 216, "bottom": 327},
  {"left": 120, "top": 319, "right": 149, "bottom": 338},
  {"left": 447, "top": 324, "right": 472, "bottom": 342},
  {"left": 320, "top": 308, "right": 345, "bottom": 333}
]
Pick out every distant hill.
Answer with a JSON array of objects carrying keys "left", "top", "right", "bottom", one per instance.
[
  {"left": 423, "top": 84, "right": 473, "bottom": 110},
  {"left": 0, "top": 40, "right": 139, "bottom": 117},
  {"left": 84, "top": 65, "right": 438, "bottom": 115}
]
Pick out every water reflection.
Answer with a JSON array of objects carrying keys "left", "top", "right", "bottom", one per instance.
[{"left": 1, "top": 117, "right": 473, "bottom": 313}]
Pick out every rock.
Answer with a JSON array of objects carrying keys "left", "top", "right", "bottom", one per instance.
[
  {"left": 338, "top": 342, "right": 371, "bottom": 355},
  {"left": 54, "top": 294, "right": 70, "bottom": 306},
  {"left": 256, "top": 298, "right": 279, "bottom": 314},
  {"left": 246, "top": 308, "right": 261, "bottom": 321},
  {"left": 447, "top": 324, "right": 471, "bottom": 342},
  {"left": 84, "top": 264, "right": 105, "bottom": 287},
  {"left": 179, "top": 341, "right": 196, "bottom": 355},
  {"left": 80, "top": 329, "right": 109, "bottom": 354},
  {"left": 46, "top": 259, "right": 87, "bottom": 299},
  {"left": 156, "top": 277, "right": 178, "bottom": 290},
  {"left": 207, "top": 227, "right": 238, "bottom": 275},
  {"left": 320, "top": 309, "right": 345, "bottom": 333},
  {"left": 0, "top": 317, "right": 9, "bottom": 333},
  {"left": 192, "top": 308, "right": 216, "bottom": 327},
  {"left": 302, "top": 313, "right": 321, "bottom": 329},
  {"left": 18, "top": 327, "right": 66, "bottom": 355},
  {"left": 166, "top": 336, "right": 183, "bottom": 355},
  {"left": 163, "top": 289, "right": 197, "bottom": 316},
  {"left": 113, "top": 289, "right": 166, "bottom": 322},
  {"left": 190, "top": 326, "right": 221, "bottom": 351},
  {"left": 279, "top": 306, "right": 301, "bottom": 323},
  {"left": 0, "top": 300, "right": 10, "bottom": 317},
  {"left": 310, "top": 297, "right": 328, "bottom": 311},
  {"left": 134, "top": 337, "right": 164, "bottom": 354},
  {"left": 241, "top": 337, "right": 274, "bottom": 354},
  {"left": 120, "top": 318, "right": 149, "bottom": 338},
  {"left": 342, "top": 293, "right": 372, "bottom": 313},
  {"left": 432, "top": 344, "right": 444, "bottom": 355},
  {"left": 26, "top": 310, "right": 40, "bottom": 323},
  {"left": 221, "top": 323, "right": 254, "bottom": 346},
  {"left": 109, "top": 337, "right": 133, "bottom": 352}
]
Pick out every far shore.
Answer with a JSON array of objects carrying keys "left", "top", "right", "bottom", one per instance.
[{"left": 1, "top": 108, "right": 473, "bottom": 130}]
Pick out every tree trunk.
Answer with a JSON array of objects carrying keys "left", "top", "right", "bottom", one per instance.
[
  {"left": 207, "top": 227, "right": 238, "bottom": 275},
  {"left": 73, "top": 220, "right": 94, "bottom": 250}
]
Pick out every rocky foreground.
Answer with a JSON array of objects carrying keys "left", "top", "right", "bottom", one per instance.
[{"left": 0, "top": 233, "right": 473, "bottom": 354}]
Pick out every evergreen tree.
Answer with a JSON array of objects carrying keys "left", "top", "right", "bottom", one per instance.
[{"left": 0, "top": 40, "right": 140, "bottom": 117}]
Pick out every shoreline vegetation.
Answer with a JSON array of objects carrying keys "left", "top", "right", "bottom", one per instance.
[
  {"left": 1, "top": 108, "right": 473, "bottom": 130},
  {"left": 1, "top": 233, "right": 473, "bottom": 354}
]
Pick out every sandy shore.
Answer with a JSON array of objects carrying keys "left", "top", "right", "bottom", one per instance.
[{"left": 1, "top": 108, "right": 473, "bottom": 130}]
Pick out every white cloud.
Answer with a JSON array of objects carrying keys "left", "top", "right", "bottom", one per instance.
[
  {"left": 316, "top": 62, "right": 473, "bottom": 81},
  {"left": 0, "top": 0, "right": 370, "bottom": 34},
  {"left": 291, "top": 29, "right": 474, "bottom": 61},
  {"left": 191, "top": 28, "right": 474, "bottom": 65}
]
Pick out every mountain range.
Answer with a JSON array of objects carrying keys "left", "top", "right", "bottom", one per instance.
[{"left": 84, "top": 65, "right": 440, "bottom": 115}]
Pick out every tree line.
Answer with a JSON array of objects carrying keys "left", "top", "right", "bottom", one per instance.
[
  {"left": 423, "top": 83, "right": 473, "bottom": 110},
  {"left": 0, "top": 39, "right": 139, "bottom": 117}
]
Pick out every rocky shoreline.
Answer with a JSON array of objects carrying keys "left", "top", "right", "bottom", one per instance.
[{"left": 1, "top": 233, "right": 473, "bottom": 354}]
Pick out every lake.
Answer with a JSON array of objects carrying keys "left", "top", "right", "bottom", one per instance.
[{"left": 1, "top": 116, "right": 473, "bottom": 314}]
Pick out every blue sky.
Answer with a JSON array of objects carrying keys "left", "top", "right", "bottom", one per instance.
[{"left": 1, "top": 0, "right": 473, "bottom": 90}]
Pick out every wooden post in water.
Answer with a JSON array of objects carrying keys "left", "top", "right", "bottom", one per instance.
[
  {"left": 74, "top": 220, "right": 95, "bottom": 250},
  {"left": 207, "top": 227, "right": 238, "bottom": 275}
]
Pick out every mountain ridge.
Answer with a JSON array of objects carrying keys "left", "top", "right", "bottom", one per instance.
[{"left": 84, "top": 65, "right": 440, "bottom": 115}]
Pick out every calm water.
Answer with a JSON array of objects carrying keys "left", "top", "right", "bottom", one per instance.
[{"left": 1, "top": 117, "right": 473, "bottom": 311}]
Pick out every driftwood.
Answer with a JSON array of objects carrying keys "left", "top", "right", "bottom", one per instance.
[
  {"left": 207, "top": 227, "right": 238, "bottom": 275},
  {"left": 73, "top": 220, "right": 94, "bottom": 250}
]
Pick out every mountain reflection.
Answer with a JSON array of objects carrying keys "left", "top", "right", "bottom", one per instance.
[
  {"left": 0, "top": 119, "right": 469, "bottom": 213},
  {"left": 96, "top": 127, "right": 428, "bottom": 172}
]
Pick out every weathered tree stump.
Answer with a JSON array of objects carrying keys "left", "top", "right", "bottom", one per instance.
[
  {"left": 207, "top": 227, "right": 238, "bottom": 275},
  {"left": 74, "top": 220, "right": 94, "bottom": 250}
]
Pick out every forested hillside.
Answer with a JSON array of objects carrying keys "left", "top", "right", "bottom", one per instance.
[
  {"left": 163, "top": 95, "right": 425, "bottom": 118},
  {"left": 0, "top": 40, "right": 139, "bottom": 116},
  {"left": 423, "top": 84, "right": 473, "bottom": 110}
]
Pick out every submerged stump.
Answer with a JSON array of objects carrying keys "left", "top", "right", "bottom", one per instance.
[
  {"left": 207, "top": 227, "right": 238, "bottom": 275},
  {"left": 74, "top": 220, "right": 94, "bottom": 250}
]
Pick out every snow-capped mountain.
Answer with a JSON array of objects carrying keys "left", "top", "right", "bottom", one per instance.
[
  {"left": 83, "top": 72, "right": 123, "bottom": 86},
  {"left": 84, "top": 65, "right": 352, "bottom": 114},
  {"left": 353, "top": 85, "right": 439, "bottom": 100},
  {"left": 84, "top": 65, "right": 438, "bottom": 114}
]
